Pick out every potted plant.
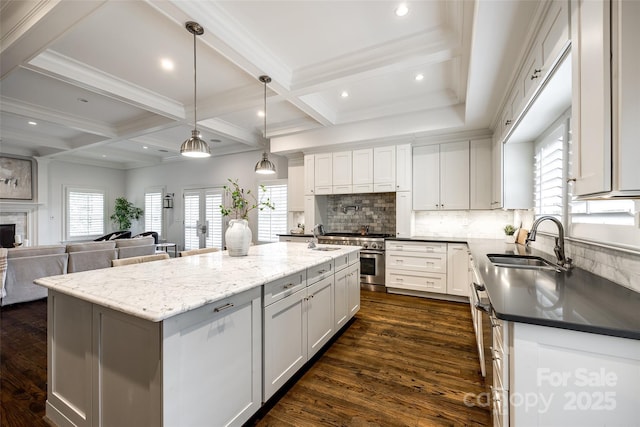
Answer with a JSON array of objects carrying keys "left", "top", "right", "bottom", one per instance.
[
  {"left": 220, "top": 179, "right": 274, "bottom": 256},
  {"left": 504, "top": 224, "right": 517, "bottom": 243},
  {"left": 110, "top": 197, "right": 144, "bottom": 231}
]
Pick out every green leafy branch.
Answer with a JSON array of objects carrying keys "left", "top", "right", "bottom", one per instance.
[{"left": 220, "top": 178, "right": 275, "bottom": 220}]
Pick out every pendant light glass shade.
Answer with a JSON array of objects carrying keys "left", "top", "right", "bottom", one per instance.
[
  {"left": 255, "top": 75, "right": 276, "bottom": 175},
  {"left": 180, "top": 21, "right": 211, "bottom": 158}
]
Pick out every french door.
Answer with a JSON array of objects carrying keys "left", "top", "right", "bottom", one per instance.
[{"left": 183, "top": 188, "right": 224, "bottom": 251}]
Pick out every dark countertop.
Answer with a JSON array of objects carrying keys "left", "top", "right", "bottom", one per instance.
[{"left": 388, "top": 236, "right": 640, "bottom": 340}]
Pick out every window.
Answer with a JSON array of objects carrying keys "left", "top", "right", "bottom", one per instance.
[
  {"left": 534, "top": 125, "right": 565, "bottom": 219},
  {"left": 144, "top": 191, "right": 163, "bottom": 236},
  {"left": 66, "top": 187, "right": 105, "bottom": 239},
  {"left": 258, "top": 181, "right": 287, "bottom": 242}
]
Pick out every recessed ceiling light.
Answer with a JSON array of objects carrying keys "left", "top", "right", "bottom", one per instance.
[
  {"left": 28, "top": 121, "right": 37, "bottom": 126},
  {"left": 395, "top": 3, "right": 409, "bottom": 17},
  {"left": 341, "top": 91, "right": 349, "bottom": 98},
  {"left": 257, "top": 110, "right": 265, "bottom": 118},
  {"left": 101, "top": 154, "right": 107, "bottom": 158},
  {"left": 161, "top": 58, "right": 174, "bottom": 71},
  {"left": 415, "top": 73, "right": 424, "bottom": 81},
  {"left": 143, "top": 146, "right": 148, "bottom": 149}
]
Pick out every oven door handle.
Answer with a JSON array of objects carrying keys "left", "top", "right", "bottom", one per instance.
[{"left": 360, "top": 250, "right": 385, "bottom": 256}]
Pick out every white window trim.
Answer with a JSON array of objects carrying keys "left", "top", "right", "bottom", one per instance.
[{"left": 64, "top": 185, "right": 106, "bottom": 242}]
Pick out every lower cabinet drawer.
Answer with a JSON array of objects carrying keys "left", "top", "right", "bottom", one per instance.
[
  {"left": 386, "top": 270, "right": 446, "bottom": 294},
  {"left": 386, "top": 252, "right": 446, "bottom": 273},
  {"left": 263, "top": 271, "right": 307, "bottom": 306}
]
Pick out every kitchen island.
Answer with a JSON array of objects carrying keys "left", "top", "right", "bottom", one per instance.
[{"left": 34, "top": 242, "right": 360, "bottom": 427}]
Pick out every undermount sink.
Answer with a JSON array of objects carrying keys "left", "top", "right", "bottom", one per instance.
[
  {"left": 487, "top": 254, "right": 564, "bottom": 271},
  {"left": 311, "top": 246, "right": 340, "bottom": 251}
]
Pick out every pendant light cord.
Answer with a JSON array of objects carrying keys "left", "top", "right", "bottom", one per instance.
[
  {"left": 193, "top": 30, "right": 198, "bottom": 131},
  {"left": 263, "top": 78, "right": 267, "bottom": 152}
]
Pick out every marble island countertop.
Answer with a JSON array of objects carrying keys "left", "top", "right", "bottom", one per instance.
[{"left": 34, "top": 242, "right": 359, "bottom": 322}]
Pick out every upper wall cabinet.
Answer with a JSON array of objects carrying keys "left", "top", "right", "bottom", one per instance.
[
  {"left": 288, "top": 163, "right": 305, "bottom": 211},
  {"left": 499, "top": 0, "right": 570, "bottom": 144},
  {"left": 314, "top": 153, "right": 333, "bottom": 195},
  {"left": 571, "top": 0, "right": 640, "bottom": 197},
  {"left": 413, "top": 141, "right": 470, "bottom": 211},
  {"left": 470, "top": 139, "right": 493, "bottom": 210},
  {"left": 304, "top": 155, "right": 315, "bottom": 195},
  {"left": 352, "top": 148, "right": 374, "bottom": 193},
  {"left": 373, "top": 146, "right": 396, "bottom": 192},
  {"left": 395, "top": 144, "right": 412, "bottom": 192},
  {"left": 332, "top": 151, "right": 353, "bottom": 194}
]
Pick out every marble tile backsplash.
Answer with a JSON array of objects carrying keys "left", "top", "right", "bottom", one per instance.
[
  {"left": 529, "top": 235, "right": 640, "bottom": 293},
  {"left": 326, "top": 193, "right": 396, "bottom": 235},
  {"left": 414, "top": 210, "right": 516, "bottom": 239}
]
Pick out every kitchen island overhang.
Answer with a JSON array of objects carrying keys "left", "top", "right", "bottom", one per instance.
[{"left": 35, "top": 242, "right": 361, "bottom": 427}]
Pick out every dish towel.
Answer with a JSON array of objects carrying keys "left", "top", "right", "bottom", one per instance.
[{"left": 0, "top": 248, "right": 7, "bottom": 299}]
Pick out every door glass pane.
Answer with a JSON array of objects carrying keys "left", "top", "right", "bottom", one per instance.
[
  {"left": 205, "top": 191, "right": 223, "bottom": 249},
  {"left": 184, "top": 191, "right": 200, "bottom": 251}
]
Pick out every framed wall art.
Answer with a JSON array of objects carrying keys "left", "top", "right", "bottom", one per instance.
[{"left": 0, "top": 156, "right": 33, "bottom": 200}]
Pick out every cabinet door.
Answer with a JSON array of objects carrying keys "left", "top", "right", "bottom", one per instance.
[
  {"left": 352, "top": 148, "right": 374, "bottom": 186},
  {"left": 412, "top": 144, "right": 440, "bottom": 210},
  {"left": 334, "top": 268, "right": 349, "bottom": 330},
  {"left": 314, "top": 153, "right": 333, "bottom": 193},
  {"left": 347, "top": 262, "right": 360, "bottom": 318},
  {"left": 540, "top": 0, "right": 570, "bottom": 73},
  {"left": 521, "top": 40, "right": 543, "bottom": 102},
  {"left": 440, "top": 141, "right": 469, "bottom": 210},
  {"left": 288, "top": 163, "right": 305, "bottom": 211},
  {"left": 395, "top": 191, "right": 413, "bottom": 238},
  {"left": 307, "top": 276, "right": 334, "bottom": 358},
  {"left": 503, "top": 142, "right": 534, "bottom": 209},
  {"left": 446, "top": 244, "right": 470, "bottom": 297},
  {"left": 470, "top": 139, "right": 493, "bottom": 210},
  {"left": 491, "top": 138, "right": 503, "bottom": 208},
  {"left": 304, "top": 155, "right": 315, "bottom": 195},
  {"left": 332, "top": 151, "right": 352, "bottom": 186},
  {"left": 373, "top": 146, "right": 396, "bottom": 191},
  {"left": 571, "top": 0, "right": 612, "bottom": 195},
  {"left": 163, "top": 288, "right": 262, "bottom": 427},
  {"left": 395, "top": 144, "right": 412, "bottom": 191},
  {"left": 304, "top": 195, "right": 316, "bottom": 229},
  {"left": 263, "top": 288, "right": 307, "bottom": 401}
]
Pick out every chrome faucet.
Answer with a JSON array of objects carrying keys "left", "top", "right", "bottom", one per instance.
[
  {"left": 526, "top": 216, "right": 572, "bottom": 270},
  {"left": 308, "top": 224, "right": 322, "bottom": 249}
]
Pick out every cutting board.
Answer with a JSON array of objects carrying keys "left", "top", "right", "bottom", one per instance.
[{"left": 516, "top": 228, "right": 529, "bottom": 245}]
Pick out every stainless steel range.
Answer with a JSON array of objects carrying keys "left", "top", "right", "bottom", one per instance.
[{"left": 317, "top": 233, "right": 390, "bottom": 292}]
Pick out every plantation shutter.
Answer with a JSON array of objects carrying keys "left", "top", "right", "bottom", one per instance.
[
  {"left": 258, "top": 183, "right": 287, "bottom": 242},
  {"left": 144, "top": 191, "right": 163, "bottom": 235},
  {"left": 205, "top": 190, "right": 223, "bottom": 249},
  {"left": 534, "top": 132, "right": 564, "bottom": 218},
  {"left": 68, "top": 189, "right": 105, "bottom": 238}
]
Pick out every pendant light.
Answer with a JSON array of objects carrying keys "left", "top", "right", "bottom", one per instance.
[
  {"left": 180, "top": 21, "right": 211, "bottom": 158},
  {"left": 255, "top": 75, "right": 276, "bottom": 174}
]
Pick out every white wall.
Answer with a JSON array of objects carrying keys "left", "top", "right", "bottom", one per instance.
[
  {"left": 43, "top": 161, "right": 126, "bottom": 244},
  {"left": 125, "top": 150, "right": 288, "bottom": 250}
]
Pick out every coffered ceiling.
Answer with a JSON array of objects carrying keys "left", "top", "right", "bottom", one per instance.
[{"left": 0, "top": 0, "right": 537, "bottom": 169}]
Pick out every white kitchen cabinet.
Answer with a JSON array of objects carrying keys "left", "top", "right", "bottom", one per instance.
[
  {"left": 470, "top": 138, "right": 493, "bottom": 210},
  {"left": 503, "top": 142, "right": 534, "bottom": 209},
  {"left": 571, "top": 0, "right": 640, "bottom": 196},
  {"left": 395, "top": 143, "right": 412, "bottom": 192},
  {"left": 509, "top": 321, "right": 640, "bottom": 426},
  {"left": 332, "top": 151, "right": 352, "bottom": 194},
  {"left": 373, "top": 146, "right": 396, "bottom": 192},
  {"left": 413, "top": 141, "right": 469, "bottom": 210},
  {"left": 306, "top": 275, "right": 334, "bottom": 359},
  {"left": 304, "top": 195, "right": 315, "bottom": 229},
  {"left": 386, "top": 241, "right": 448, "bottom": 296},
  {"left": 491, "top": 138, "right": 504, "bottom": 209},
  {"left": 47, "top": 288, "right": 262, "bottom": 427},
  {"left": 334, "top": 257, "right": 350, "bottom": 330},
  {"left": 395, "top": 191, "right": 413, "bottom": 238},
  {"left": 287, "top": 162, "right": 305, "bottom": 211},
  {"left": 352, "top": 148, "right": 374, "bottom": 193},
  {"left": 304, "top": 154, "right": 315, "bottom": 195},
  {"left": 314, "top": 153, "right": 333, "bottom": 194},
  {"left": 346, "top": 261, "right": 360, "bottom": 318},
  {"left": 446, "top": 244, "right": 470, "bottom": 297}
]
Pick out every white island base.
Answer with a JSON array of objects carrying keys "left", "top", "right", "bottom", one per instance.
[{"left": 46, "top": 287, "right": 262, "bottom": 427}]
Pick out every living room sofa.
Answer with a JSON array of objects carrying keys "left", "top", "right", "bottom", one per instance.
[{"left": 0, "top": 236, "right": 158, "bottom": 306}]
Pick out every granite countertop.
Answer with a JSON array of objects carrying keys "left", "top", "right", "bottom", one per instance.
[
  {"left": 388, "top": 236, "right": 640, "bottom": 340},
  {"left": 34, "top": 242, "right": 358, "bottom": 323}
]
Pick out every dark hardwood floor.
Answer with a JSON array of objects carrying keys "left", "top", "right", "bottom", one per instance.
[{"left": 1, "top": 291, "right": 490, "bottom": 427}]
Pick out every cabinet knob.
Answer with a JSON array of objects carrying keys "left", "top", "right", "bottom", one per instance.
[
  {"left": 504, "top": 119, "right": 512, "bottom": 126},
  {"left": 567, "top": 177, "right": 577, "bottom": 183}
]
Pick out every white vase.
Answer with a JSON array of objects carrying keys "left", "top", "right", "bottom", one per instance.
[{"left": 225, "top": 219, "right": 252, "bottom": 256}]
